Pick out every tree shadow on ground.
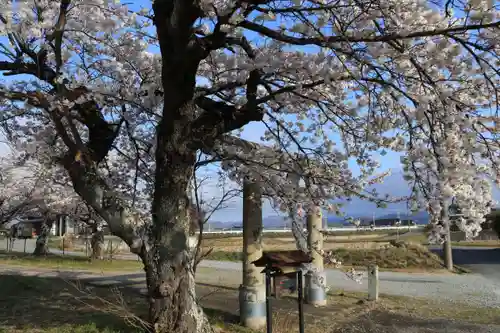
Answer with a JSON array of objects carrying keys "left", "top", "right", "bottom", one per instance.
[
  {"left": 0, "top": 274, "right": 148, "bottom": 332},
  {"left": 0, "top": 274, "right": 239, "bottom": 333},
  {"left": 430, "top": 248, "right": 500, "bottom": 265},
  {"left": 332, "top": 310, "right": 500, "bottom": 333}
]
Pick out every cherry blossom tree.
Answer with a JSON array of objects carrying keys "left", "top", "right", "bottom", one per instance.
[
  {"left": 0, "top": 154, "right": 39, "bottom": 226},
  {"left": 61, "top": 196, "right": 106, "bottom": 259},
  {"left": 0, "top": 0, "right": 498, "bottom": 331},
  {"left": 0, "top": 152, "right": 78, "bottom": 254},
  {"left": 402, "top": 101, "right": 498, "bottom": 268},
  {"left": 189, "top": 161, "right": 242, "bottom": 270}
]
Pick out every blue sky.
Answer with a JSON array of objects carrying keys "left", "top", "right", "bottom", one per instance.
[
  {"left": 2, "top": 1, "right": 496, "bottom": 223},
  {"left": 0, "top": 0, "right": 427, "bottom": 222}
]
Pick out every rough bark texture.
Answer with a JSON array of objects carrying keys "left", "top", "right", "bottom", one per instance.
[
  {"left": 143, "top": 244, "right": 212, "bottom": 333},
  {"left": 145, "top": 101, "right": 212, "bottom": 332},
  {"left": 145, "top": 1, "right": 216, "bottom": 330},
  {"left": 53, "top": 0, "right": 260, "bottom": 330},
  {"left": 33, "top": 219, "right": 52, "bottom": 256}
]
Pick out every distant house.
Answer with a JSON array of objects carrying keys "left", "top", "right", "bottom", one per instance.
[
  {"left": 11, "top": 214, "right": 76, "bottom": 237},
  {"left": 371, "top": 218, "right": 415, "bottom": 226},
  {"left": 348, "top": 218, "right": 415, "bottom": 227}
]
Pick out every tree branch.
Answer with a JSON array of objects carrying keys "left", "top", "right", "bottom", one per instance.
[{"left": 238, "top": 20, "right": 500, "bottom": 46}]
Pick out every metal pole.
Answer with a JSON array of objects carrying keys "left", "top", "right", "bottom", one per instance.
[
  {"left": 265, "top": 267, "right": 272, "bottom": 333},
  {"left": 298, "top": 270, "right": 304, "bottom": 333},
  {"left": 63, "top": 237, "right": 65, "bottom": 255},
  {"left": 24, "top": 238, "right": 26, "bottom": 253}
]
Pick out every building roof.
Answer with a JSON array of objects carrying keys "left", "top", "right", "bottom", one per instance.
[{"left": 252, "top": 250, "right": 312, "bottom": 268}]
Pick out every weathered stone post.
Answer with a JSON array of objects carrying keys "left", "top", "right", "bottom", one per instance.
[
  {"left": 239, "top": 180, "right": 266, "bottom": 329},
  {"left": 368, "top": 264, "right": 379, "bottom": 301},
  {"left": 305, "top": 206, "right": 327, "bottom": 306}
]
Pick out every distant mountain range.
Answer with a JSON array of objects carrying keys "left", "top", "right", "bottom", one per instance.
[
  {"left": 205, "top": 211, "right": 431, "bottom": 230},
  {"left": 206, "top": 169, "right": 500, "bottom": 229}
]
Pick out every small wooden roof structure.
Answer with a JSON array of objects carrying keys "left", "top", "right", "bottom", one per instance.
[{"left": 252, "top": 250, "right": 312, "bottom": 270}]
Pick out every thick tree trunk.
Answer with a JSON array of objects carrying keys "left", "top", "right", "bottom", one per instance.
[
  {"left": 146, "top": 99, "right": 213, "bottom": 332},
  {"left": 145, "top": 160, "right": 214, "bottom": 332},
  {"left": 34, "top": 220, "right": 52, "bottom": 256},
  {"left": 90, "top": 227, "right": 104, "bottom": 260},
  {"left": 143, "top": 251, "right": 211, "bottom": 333},
  {"left": 144, "top": 175, "right": 213, "bottom": 332}
]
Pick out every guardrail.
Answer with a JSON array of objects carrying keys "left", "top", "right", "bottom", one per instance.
[
  {"left": 75, "top": 225, "right": 425, "bottom": 239},
  {"left": 202, "top": 225, "right": 424, "bottom": 235}
]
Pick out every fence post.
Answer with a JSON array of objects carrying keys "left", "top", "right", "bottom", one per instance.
[
  {"left": 367, "top": 265, "right": 379, "bottom": 301},
  {"left": 24, "top": 238, "right": 27, "bottom": 253},
  {"left": 62, "top": 236, "right": 65, "bottom": 256}
]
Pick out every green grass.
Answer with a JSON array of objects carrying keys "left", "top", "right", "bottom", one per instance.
[
  {"left": 0, "top": 273, "right": 250, "bottom": 333},
  {"left": 451, "top": 240, "right": 500, "bottom": 247},
  {"left": 0, "top": 238, "right": 449, "bottom": 274},
  {"left": 0, "top": 274, "right": 145, "bottom": 333},
  {"left": 0, "top": 268, "right": 495, "bottom": 333},
  {"left": 328, "top": 290, "right": 500, "bottom": 326},
  {"left": 0, "top": 251, "right": 142, "bottom": 272},
  {"left": 205, "top": 251, "right": 243, "bottom": 262},
  {"left": 205, "top": 241, "right": 446, "bottom": 271},
  {"left": 326, "top": 243, "right": 444, "bottom": 270},
  {"left": 0, "top": 274, "right": 251, "bottom": 333}
]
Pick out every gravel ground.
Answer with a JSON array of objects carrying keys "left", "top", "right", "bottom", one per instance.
[
  {"left": 198, "top": 260, "right": 500, "bottom": 308},
  {"left": 2, "top": 238, "right": 499, "bottom": 308},
  {"left": 2, "top": 266, "right": 498, "bottom": 333}
]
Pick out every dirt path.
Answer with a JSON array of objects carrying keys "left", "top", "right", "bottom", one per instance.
[
  {"left": 0, "top": 264, "right": 499, "bottom": 333},
  {"left": 0, "top": 265, "right": 348, "bottom": 324}
]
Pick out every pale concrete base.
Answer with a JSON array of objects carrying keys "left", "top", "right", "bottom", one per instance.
[
  {"left": 305, "top": 272, "right": 327, "bottom": 306},
  {"left": 239, "top": 284, "right": 267, "bottom": 329},
  {"left": 241, "top": 315, "right": 267, "bottom": 330},
  {"left": 306, "top": 287, "right": 327, "bottom": 306}
]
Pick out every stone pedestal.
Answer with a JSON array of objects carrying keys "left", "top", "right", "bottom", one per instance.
[
  {"left": 239, "top": 284, "right": 266, "bottom": 329},
  {"left": 368, "top": 265, "right": 379, "bottom": 301},
  {"left": 305, "top": 271, "right": 327, "bottom": 306}
]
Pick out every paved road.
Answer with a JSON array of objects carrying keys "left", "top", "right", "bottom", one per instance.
[{"left": 429, "top": 245, "right": 500, "bottom": 283}]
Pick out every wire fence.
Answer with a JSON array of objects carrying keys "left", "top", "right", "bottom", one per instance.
[{"left": 1, "top": 234, "right": 141, "bottom": 262}]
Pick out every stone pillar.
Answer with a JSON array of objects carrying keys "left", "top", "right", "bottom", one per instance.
[
  {"left": 239, "top": 181, "right": 266, "bottom": 329},
  {"left": 59, "top": 217, "right": 64, "bottom": 236},
  {"left": 368, "top": 264, "right": 379, "bottom": 301},
  {"left": 51, "top": 222, "right": 57, "bottom": 236},
  {"left": 305, "top": 206, "right": 327, "bottom": 306}
]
